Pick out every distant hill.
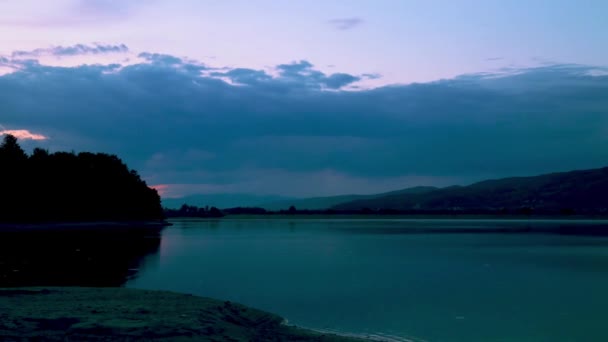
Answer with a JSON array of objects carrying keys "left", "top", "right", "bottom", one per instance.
[
  {"left": 259, "top": 186, "right": 438, "bottom": 211},
  {"left": 162, "top": 193, "right": 293, "bottom": 210},
  {"left": 333, "top": 167, "right": 608, "bottom": 214}
]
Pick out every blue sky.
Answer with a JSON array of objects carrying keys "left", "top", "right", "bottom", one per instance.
[
  {"left": 2, "top": 0, "right": 607, "bottom": 83},
  {"left": 0, "top": 1, "right": 607, "bottom": 198}
]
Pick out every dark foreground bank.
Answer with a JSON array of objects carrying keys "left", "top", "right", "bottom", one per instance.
[{"left": 0, "top": 287, "right": 363, "bottom": 341}]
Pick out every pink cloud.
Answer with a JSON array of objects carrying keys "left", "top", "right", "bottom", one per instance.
[
  {"left": 150, "top": 184, "right": 169, "bottom": 197},
  {"left": 0, "top": 129, "right": 48, "bottom": 140}
]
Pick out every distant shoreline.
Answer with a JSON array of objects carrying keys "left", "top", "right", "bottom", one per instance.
[{"left": 218, "top": 214, "right": 608, "bottom": 220}]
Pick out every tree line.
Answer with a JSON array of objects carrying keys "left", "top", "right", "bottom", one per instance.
[
  {"left": 164, "top": 204, "right": 224, "bottom": 218},
  {"left": 0, "top": 134, "right": 163, "bottom": 223}
]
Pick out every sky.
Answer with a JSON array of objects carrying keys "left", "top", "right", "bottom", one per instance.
[{"left": 1, "top": 0, "right": 607, "bottom": 199}]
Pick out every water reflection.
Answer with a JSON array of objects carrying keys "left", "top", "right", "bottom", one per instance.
[{"left": 0, "top": 226, "right": 162, "bottom": 287}]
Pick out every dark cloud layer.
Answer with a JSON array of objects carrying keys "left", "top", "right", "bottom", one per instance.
[{"left": 1, "top": 50, "right": 607, "bottom": 197}]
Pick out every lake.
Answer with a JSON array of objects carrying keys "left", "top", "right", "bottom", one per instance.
[{"left": 126, "top": 218, "right": 608, "bottom": 341}]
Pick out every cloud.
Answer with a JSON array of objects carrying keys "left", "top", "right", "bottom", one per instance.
[
  {"left": 12, "top": 43, "right": 129, "bottom": 58},
  {"left": 154, "top": 170, "right": 462, "bottom": 199},
  {"left": 213, "top": 68, "right": 273, "bottom": 85},
  {"left": 361, "top": 73, "right": 382, "bottom": 80},
  {"left": 137, "top": 52, "right": 208, "bottom": 75},
  {"left": 328, "top": 17, "right": 364, "bottom": 30},
  {"left": 0, "top": 129, "right": 48, "bottom": 140},
  {"left": 211, "top": 60, "right": 362, "bottom": 90},
  {"left": 323, "top": 73, "right": 361, "bottom": 89},
  {"left": 1, "top": 48, "right": 607, "bottom": 197},
  {"left": 149, "top": 184, "right": 169, "bottom": 197},
  {"left": 275, "top": 60, "right": 362, "bottom": 89},
  {"left": 138, "top": 52, "right": 183, "bottom": 65}
]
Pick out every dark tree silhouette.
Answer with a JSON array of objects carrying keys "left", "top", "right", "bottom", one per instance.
[
  {"left": 0, "top": 135, "right": 28, "bottom": 162},
  {"left": 164, "top": 204, "right": 224, "bottom": 218},
  {"left": 0, "top": 134, "right": 163, "bottom": 223}
]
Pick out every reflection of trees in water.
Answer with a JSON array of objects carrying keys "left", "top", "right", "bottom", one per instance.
[{"left": 0, "top": 227, "right": 162, "bottom": 287}]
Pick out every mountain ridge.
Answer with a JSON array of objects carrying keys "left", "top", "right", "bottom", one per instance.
[
  {"left": 257, "top": 186, "right": 438, "bottom": 211},
  {"left": 162, "top": 166, "right": 608, "bottom": 215},
  {"left": 332, "top": 166, "right": 608, "bottom": 214}
]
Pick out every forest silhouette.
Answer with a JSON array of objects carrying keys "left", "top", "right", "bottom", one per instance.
[{"left": 0, "top": 134, "right": 163, "bottom": 223}]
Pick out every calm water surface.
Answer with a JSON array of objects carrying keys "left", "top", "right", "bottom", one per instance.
[{"left": 127, "top": 218, "right": 608, "bottom": 341}]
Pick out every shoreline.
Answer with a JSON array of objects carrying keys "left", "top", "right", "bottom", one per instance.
[
  {"left": 294, "top": 325, "right": 423, "bottom": 342},
  {"left": 0, "top": 287, "right": 367, "bottom": 341}
]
